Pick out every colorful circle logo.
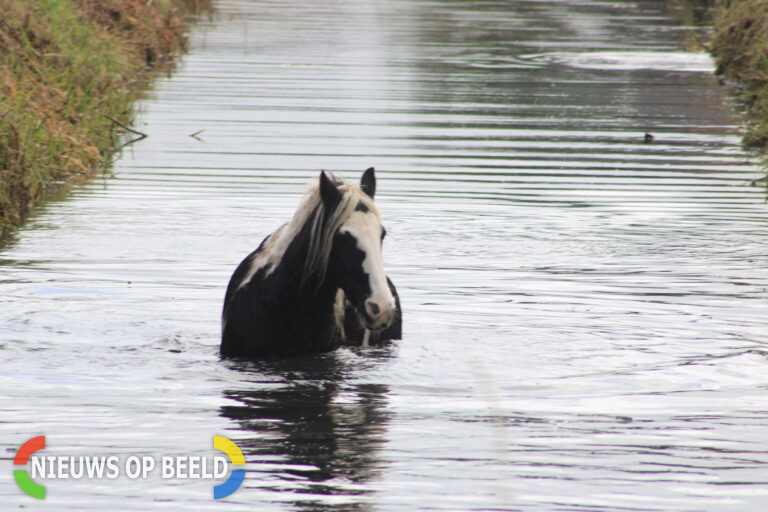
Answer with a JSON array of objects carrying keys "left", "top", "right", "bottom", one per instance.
[
  {"left": 14, "top": 436, "right": 46, "bottom": 499},
  {"left": 12, "top": 435, "right": 244, "bottom": 500},
  {"left": 213, "top": 435, "right": 245, "bottom": 499}
]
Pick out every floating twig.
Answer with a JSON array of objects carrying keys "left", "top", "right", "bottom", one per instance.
[{"left": 105, "top": 115, "right": 148, "bottom": 141}]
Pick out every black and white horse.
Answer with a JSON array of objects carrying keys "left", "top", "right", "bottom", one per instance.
[{"left": 221, "top": 168, "right": 402, "bottom": 358}]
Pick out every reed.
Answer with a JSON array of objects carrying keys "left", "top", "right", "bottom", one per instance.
[{"left": 0, "top": 0, "right": 209, "bottom": 232}]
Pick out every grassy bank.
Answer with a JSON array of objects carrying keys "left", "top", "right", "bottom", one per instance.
[
  {"left": 709, "top": 0, "right": 768, "bottom": 154},
  {"left": 0, "top": 0, "right": 208, "bottom": 232}
]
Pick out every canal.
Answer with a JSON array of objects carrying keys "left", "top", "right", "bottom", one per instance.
[{"left": 2, "top": 1, "right": 767, "bottom": 510}]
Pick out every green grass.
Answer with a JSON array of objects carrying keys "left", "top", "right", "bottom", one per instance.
[
  {"left": 710, "top": 0, "right": 768, "bottom": 153},
  {"left": 0, "top": 0, "right": 206, "bottom": 232}
]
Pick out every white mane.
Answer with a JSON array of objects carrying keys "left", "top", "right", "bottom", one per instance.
[{"left": 238, "top": 174, "right": 380, "bottom": 290}]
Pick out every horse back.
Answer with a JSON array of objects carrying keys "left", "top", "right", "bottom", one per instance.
[{"left": 221, "top": 231, "right": 343, "bottom": 358}]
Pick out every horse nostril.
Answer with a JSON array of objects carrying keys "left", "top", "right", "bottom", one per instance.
[{"left": 366, "top": 300, "right": 380, "bottom": 317}]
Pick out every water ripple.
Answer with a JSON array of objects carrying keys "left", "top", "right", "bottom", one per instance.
[{"left": 1, "top": 0, "right": 768, "bottom": 511}]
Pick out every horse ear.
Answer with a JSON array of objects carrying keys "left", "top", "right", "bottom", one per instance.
[
  {"left": 319, "top": 170, "right": 340, "bottom": 209},
  {"left": 360, "top": 167, "right": 376, "bottom": 198}
]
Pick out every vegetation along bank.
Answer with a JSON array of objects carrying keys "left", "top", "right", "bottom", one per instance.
[
  {"left": 0, "top": 0, "right": 208, "bottom": 234},
  {"left": 708, "top": 0, "right": 768, "bottom": 156}
]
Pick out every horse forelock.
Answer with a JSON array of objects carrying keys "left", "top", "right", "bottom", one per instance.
[
  {"left": 253, "top": 177, "right": 379, "bottom": 286},
  {"left": 303, "top": 181, "right": 379, "bottom": 284}
]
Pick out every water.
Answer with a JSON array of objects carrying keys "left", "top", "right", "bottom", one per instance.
[{"left": 2, "top": 0, "right": 768, "bottom": 510}]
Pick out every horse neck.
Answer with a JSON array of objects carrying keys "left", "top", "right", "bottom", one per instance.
[{"left": 275, "top": 212, "right": 338, "bottom": 310}]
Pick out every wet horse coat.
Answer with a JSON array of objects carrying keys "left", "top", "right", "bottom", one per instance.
[{"left": 221, "top": 168, "right": 401, "bottom": 358}]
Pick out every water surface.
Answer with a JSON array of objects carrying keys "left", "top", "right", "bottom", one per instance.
[{"left": 2, "top": 1, "right": 768, "bottom": 510}]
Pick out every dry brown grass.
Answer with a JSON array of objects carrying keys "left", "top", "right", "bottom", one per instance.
[
  {"left": 0, "top": 0, "right": 207, "bottom": 232},
  {"left": 711, "top": 0, "right": 768, "bottom": 151}
]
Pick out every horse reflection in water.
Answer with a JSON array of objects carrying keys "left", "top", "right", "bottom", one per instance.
[
  {"left": 221, "top": 168, "right": 402, "bottom": 358},
  {"left": 221, "top": 353, "right": 391, "bottom": 510}
]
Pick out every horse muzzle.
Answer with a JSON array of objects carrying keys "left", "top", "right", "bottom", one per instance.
[{"left": 364, "top": 298, "right": 394, "bottom": 330}]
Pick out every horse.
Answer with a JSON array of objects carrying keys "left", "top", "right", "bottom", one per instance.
[{"left": 221, "top": 168, "right": 402, "bottom": 358}]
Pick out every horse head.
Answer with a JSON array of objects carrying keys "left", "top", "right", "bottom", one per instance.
[{"left": 320, "top": 168, "right": 395, "bottom": 331}]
